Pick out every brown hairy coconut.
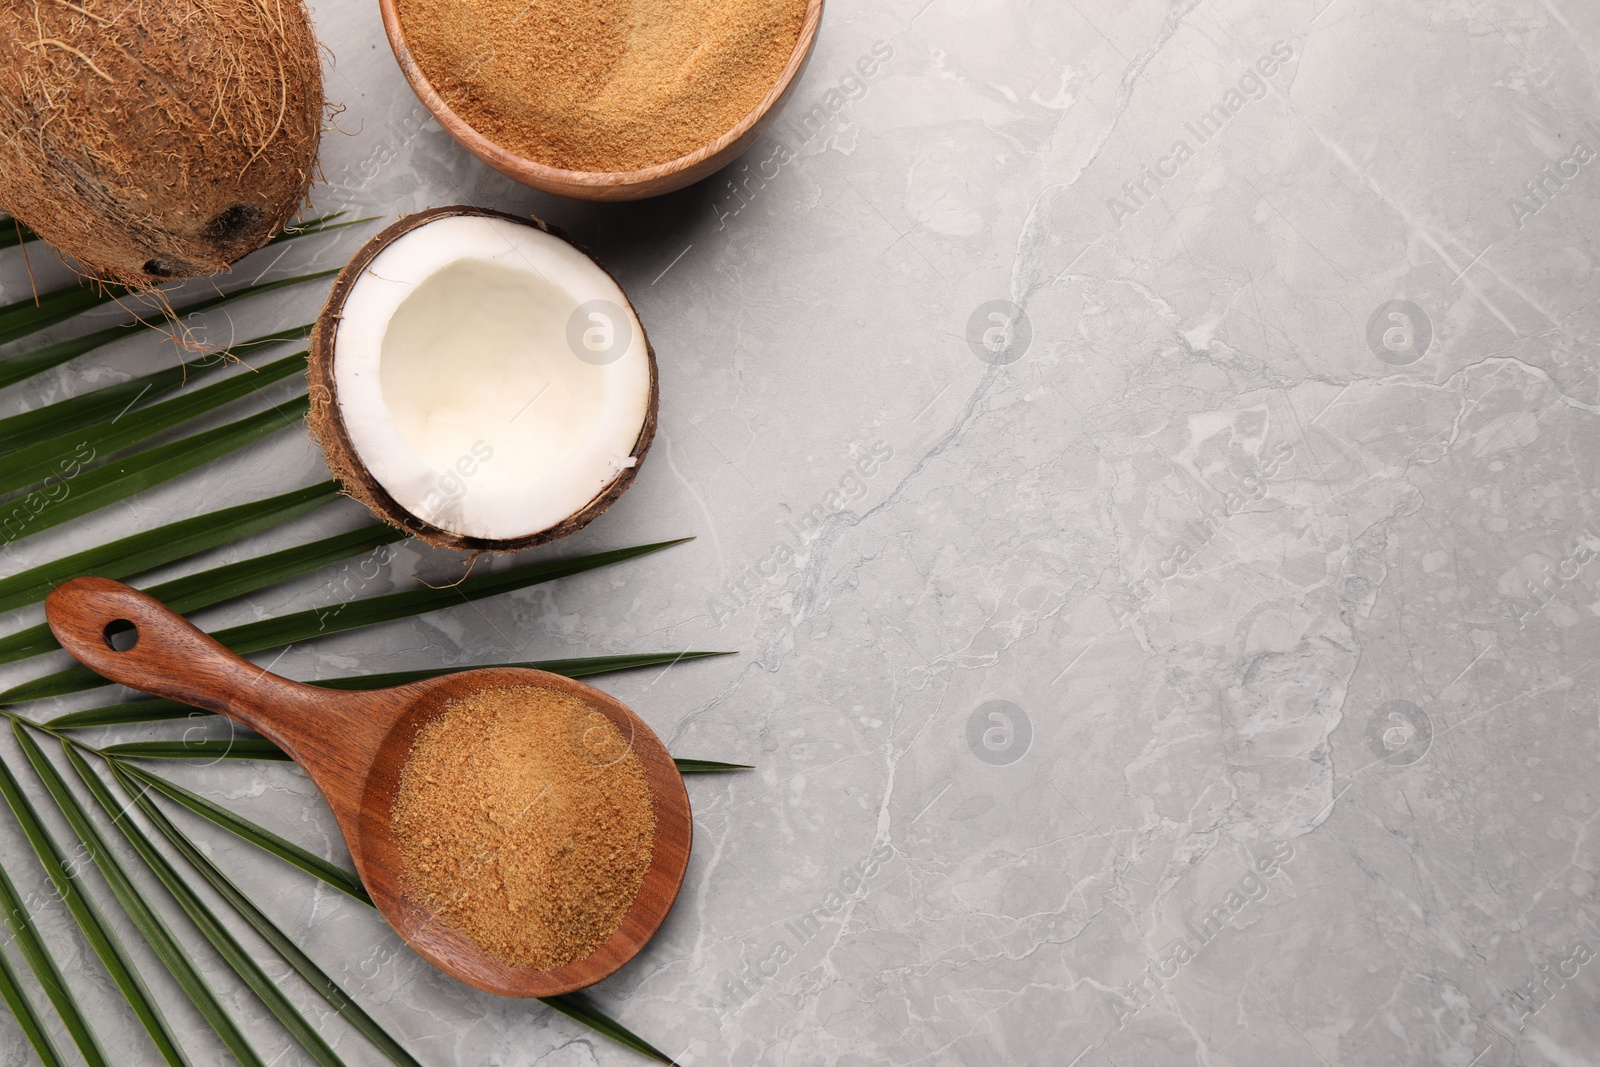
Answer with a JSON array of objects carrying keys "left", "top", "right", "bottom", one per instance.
[
  {"left": 309, "top": 206, "right": 658, "bottom": 552},
  {"left": 0, "top": 0, "right": 324, "bottom": 287}
]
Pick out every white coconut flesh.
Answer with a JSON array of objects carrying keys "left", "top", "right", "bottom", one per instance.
[{"left": 330, "top": 214, "right": 651, "bottom": 541}]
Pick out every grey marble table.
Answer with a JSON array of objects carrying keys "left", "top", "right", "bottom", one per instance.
[{"left": 3, "top": 0, "right": 1599, "bottom": 1064}]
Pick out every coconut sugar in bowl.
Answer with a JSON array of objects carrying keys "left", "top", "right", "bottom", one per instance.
[{"left": 380, "top": 0, "right": 823, "bottom": 200}]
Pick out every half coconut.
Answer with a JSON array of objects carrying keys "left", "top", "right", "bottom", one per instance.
[{"left": 309, "top": 206, "right": 657, "bottom": 550}]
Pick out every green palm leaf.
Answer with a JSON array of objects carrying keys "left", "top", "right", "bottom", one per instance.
[
  {"left": 0, "top": 283, "right": 127, "bottom": 350},
  {"left": 200, "top": 538, "right": 693, "bottom": 656},
  {"left": 0, "top": 218, "right": 37, "bottom": 252},
  {"left": 0, "top": 481, "right": 338, "bottom": 615},
  {"left": 102, "top": 740, "right": 289, "bottom": 761},
  {"left": 673, "top": 759, "right": 753, "bottom": 773},
  {"left": 0, "top": 860, "right": 97, "bottom": 1067},
  {"left": 115, "top": 762, "right": 370, "bottom": 904},
  {"left": 63, "top": 744, "right": 346, "bottom": 1067},
  {"left": 0, "top": 270, "right": 336, "bottom": 391},
  {"left": 75, "top": 737, "right": 748, "bottom": 780},
  {"left": 104, "top": 743, "right": 751, "bottom": 777},
  {"left": 48, "top": 651, "right": 732, "bottom": 728},
  {"left": 541, "top": 994, "right": 679, "bottom": 1066},
  {"left": 0, "top": 524, "right": 403, "bottom": 665},
  {"left": 92, "top": 520, "right": 400, "bottom": 627},
  {"left": 0, "top": 210, "right": 354, "bottom": 355},
  {"left": 0, "top": 325, "right": 313, "bottom": 456},
  {"left": 0, "top": 395, "right": 309, "bottom": 557},
  {"left": 105, "top": 761, "right": 425, "bottom": 1067},
  {"left": 0, "top": 954, "right": 65, "bottom": 1067},
  {"left": 11, "top": 724, "right": 268, "bottom": 1067},
  {"left": 265, "top": 212, "right": 370, "bottom": 244},
  {"left": 0, "top": 742, "right": 190, "bottom": 1066},
  {"left": 0, "top": 211, "right": 357, "bottom": 258},
  {"left": 0, "top": 349, "right": 308, "bottom": 499},
  {"left": 0, "top": 862, "right": 109, "bottom": 1067},
  {"left": 0, "top": 321, "right": 147, "bottom": 394},
  {"left": 5, "top": 539, "right": 691, "bottom": 703},
  {"left": 289, "top": 651, "right": 733, "bottom": 691},
  {"left": 170, "top": 522, "right": 397, "bottom": 599}
]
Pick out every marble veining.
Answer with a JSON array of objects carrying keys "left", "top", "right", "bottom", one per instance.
[{"left": 1, "top": 0, "right": 1597, "bottom": 1064}]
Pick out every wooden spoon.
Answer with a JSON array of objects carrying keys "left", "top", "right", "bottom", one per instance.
[{"left": 45, "top": 576, "right": 691, "bottom": 997}]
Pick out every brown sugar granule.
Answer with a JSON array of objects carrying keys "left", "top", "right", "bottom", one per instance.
[
  {"left": 395, "top": 0, "right": 808, "bottom": 172},
  {"left": 391, "top": 684, "right": 655, "bottom": 970}
]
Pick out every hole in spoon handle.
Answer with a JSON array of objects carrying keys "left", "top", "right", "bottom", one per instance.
[{"left": 44, "top": 577, "right": 261, "bottom": 714}]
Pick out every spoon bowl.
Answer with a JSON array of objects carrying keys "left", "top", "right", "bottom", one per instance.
[{"left": 45, "top": 577, "right": 691, "bottom": 997}]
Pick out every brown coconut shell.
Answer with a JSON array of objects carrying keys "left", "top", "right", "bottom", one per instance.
[
  {"left": 0, "top": 0, "right": 324, "bottom": 288},
  {"left": 309, "top": 206, "right": 660, "bottom": 552}
]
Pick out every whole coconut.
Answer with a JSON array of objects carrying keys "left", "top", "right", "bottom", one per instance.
[{"left": 0, "top": 0, "right": 324, "bottom": 287}]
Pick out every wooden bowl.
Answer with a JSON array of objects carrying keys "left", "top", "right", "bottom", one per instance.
[{"left": 378, "top": 0, "right": 825, "bottom": 201}]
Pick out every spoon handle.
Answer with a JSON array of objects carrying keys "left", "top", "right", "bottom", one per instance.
[{"left": 44, "top": 576, "right": 329, "bottom": 744}]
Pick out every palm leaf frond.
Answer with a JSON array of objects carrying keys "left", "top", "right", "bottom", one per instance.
[
  {"left": 11, "top": 723, "right": 266, "bottom": 1067},
  {"left": 298, "top": 650, "right": 734, "bottom": 690},
  {"left": 0, "top": 856, "right": 100, "bottom": 1066},
  {"left": 0, "top": 349, "right": 308, "bottom": 499},
  {"left": 48, "top": 651, "right": 731, "bottom": 729},
  {"left": 125, "top": 522, "right": 403, "bottom": 622},
  {"left": 0, "top": 218, "right": 37, "bottom": 253},
  {"left": 106, "top": 761, "right": 425, "bottom": 1067},
  {"left": 541, "top": 994, "right": 679, "bottom": 1066},
  {"left": 102, "top": 740, "right": 288, "bottom": 762},
  {"left": 0, "top": 481, "right": 339, "bottom": 616},
  {"left": 673, "top": 759, "right": 753, "bottom": 773},
  {"left": 0, "top": 736, "right": 189, "bottom": 1066},
  {"left": 115, "top": 762, "right": 369, "bottom": 904},
  {"left": 5, "top": 538, "right": 691, "bottom": 703},
  {"left": 106, "top": 745, "right": 752, "bottom": 778},
  {"left": 265, "top": 213, "right": 372, "bottom": 244},
  {"left": 0, "top": 954, "right": 66, "bottom": 1067},
  {"left": 198, "top": 537, "right": 694, "bottom": 657},
  {"left": 0, "top": 524, "right": 403, "bottom": 666},
  {"left": 0, "top": 270, "right": 336, "bottom": 392},
  {"left": 0, "top": 325, "right": 313, "bottom": 456},
  {"left": 0, "top": 284, "right": 128, "bottom": 350},
  {"left": 64, "top": 744, "right": 346, "bottom": 1067},
  {"left": 0, "top": 395, "right": 310, "bottom": 560},
  {"left": 0, "top": 211, "right": 360, "bottom": 263}
]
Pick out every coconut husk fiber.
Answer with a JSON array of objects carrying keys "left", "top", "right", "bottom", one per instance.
[{"left": 0, "top": 0, "right": 324, "bottom": 287}]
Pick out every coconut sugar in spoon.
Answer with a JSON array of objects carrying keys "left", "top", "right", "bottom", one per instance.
[{"left": 45, "top": 577, "right": 691, "bottom": 997}]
